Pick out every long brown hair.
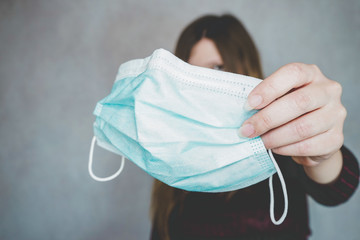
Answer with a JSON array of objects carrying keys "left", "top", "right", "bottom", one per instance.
[{"left": 150, "top": 14, "right": 263, "bottom": 240}]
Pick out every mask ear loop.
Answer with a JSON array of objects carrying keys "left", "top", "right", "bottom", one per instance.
[
  {"left": 88, "top": 136, "right": 125, "bottom": 182},
  {"left": 268, "top": 149, "right": 288, "bottom": 225}
]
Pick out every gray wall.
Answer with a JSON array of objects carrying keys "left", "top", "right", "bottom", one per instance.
[{"left": 0, "top": 0, "right": 359, "bottom": 239}]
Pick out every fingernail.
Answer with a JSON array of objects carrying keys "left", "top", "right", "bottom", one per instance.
[
  {"left": 244, "top": 95, "right": 262, "bottom": 111},
  {"left": 238, "top": 123, "right": 255, "bottom": 138}
]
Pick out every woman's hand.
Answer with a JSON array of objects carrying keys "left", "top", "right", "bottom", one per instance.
[{"left": 239, "top": 63, "right": 346, "bottom": 183}]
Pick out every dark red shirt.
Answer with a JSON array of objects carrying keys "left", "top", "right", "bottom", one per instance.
[{"left": 151, "top": 146, "right": 359, "bottom": 240}]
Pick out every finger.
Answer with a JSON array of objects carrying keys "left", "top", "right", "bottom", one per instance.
[
  {"left": 261, "top": 105, "right": 335, "bottom": 149},
  {"left": 240, "top": 82, "right": 329, "bottom": 138},
  {"left": 271, "top": 128, "right": 344, "bottom": 158},
  {"left": 245, "top": 63, "right": 320, "bottom": 110},
  {"left": 291, "top": 156, "right": 320, "bottom": 167}
]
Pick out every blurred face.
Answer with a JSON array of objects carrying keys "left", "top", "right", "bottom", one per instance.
[{"left": 188, "top": 38, "right": 224, "bottom": 71}]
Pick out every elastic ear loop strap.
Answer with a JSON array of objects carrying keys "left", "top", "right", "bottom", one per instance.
[
  {"left": 88, "top": 136, "right": 125, "bottom": 182},
  {"left": 268, "top": 149, "right": 288, "bottom": 225},
  {"left": 88, "top": 137, "right": 288, "bottom": 222}
]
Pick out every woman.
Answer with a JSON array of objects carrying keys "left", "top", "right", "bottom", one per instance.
[{"left": 150, "top": 14, "right": 359, "bottom": 240}]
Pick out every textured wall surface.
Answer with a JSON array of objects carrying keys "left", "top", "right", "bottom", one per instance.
[{"left": 0, "top": 1, "right": 359, "bottom": 239}]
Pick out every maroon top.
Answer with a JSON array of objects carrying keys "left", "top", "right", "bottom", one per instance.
[{"left": 151, "top": 146, "right": 359, "bottom": 240}]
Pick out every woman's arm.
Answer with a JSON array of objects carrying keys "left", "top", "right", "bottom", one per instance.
[
  {"left": 300, "top": 149, "right": 343, "bottom": 184},
  {"left": 296, "top": 146, "right": 359, "bottom": 206}
]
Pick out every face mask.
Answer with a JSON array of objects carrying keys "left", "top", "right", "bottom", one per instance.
[{"left": 88, "top": 49, "right": 288, "bottom": 225}]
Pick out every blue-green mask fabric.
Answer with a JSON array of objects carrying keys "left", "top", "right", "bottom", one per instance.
[{"left": 88, "top": 49, "right": 288, "bottom": 225}]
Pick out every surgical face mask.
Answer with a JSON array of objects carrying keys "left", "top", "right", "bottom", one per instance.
[{"left": 88, "top": 49, "right": 288, "bottom": 225}]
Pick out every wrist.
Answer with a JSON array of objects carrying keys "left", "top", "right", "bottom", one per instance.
[{"left": 303, "top": 150, "right": 343, "bottom": 184}]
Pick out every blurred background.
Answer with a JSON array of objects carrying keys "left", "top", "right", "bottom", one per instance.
[{"left": 0, "top": 0, "right": 359, "bottom": 239}]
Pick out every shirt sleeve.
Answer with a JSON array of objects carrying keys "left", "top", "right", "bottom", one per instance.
[{"left": 296, "top": 146, "right": 359, "bottom": 206}]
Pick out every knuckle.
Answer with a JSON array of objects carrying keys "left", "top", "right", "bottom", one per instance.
[
  {"left": 262, "top": 132, "right": 277, "bottom": 149},
  {"left": 328, "top": 80, "right": 343, "bottom": 97},
  {"left": 285, "top": 63, "right": 304, "bottom": 82},
  {"left": 294, "top": 120, "right": 312, "bottom": 139},
  {"left": 342, "top": 107, "right": 347, "bottom": 119},
  {"left": 338, "top": 105, "right": 347, "bottom": 120},
  {"left": 309, "top": 64, "right": 321, "bottom": 74},
  {"left": 264, "top": 80, "right": 278, "bottom": 97},
  {"left": 309, "top": 64, "right": 325, "bottom": 84},
  {"left": 337, "top": 133, "right": 345, "bottom": 147},
  {"left": 294, "top": 91, "right": 312, "bottom": 111},
  {"left": 259, "top": 112, "right": 274, "bottom": 130},
  {"left": 261, "top": 134, "right": 272, "bottom": 149},
  {"left": 286, "top": 62, "right": 304, "bottom": 74}
]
